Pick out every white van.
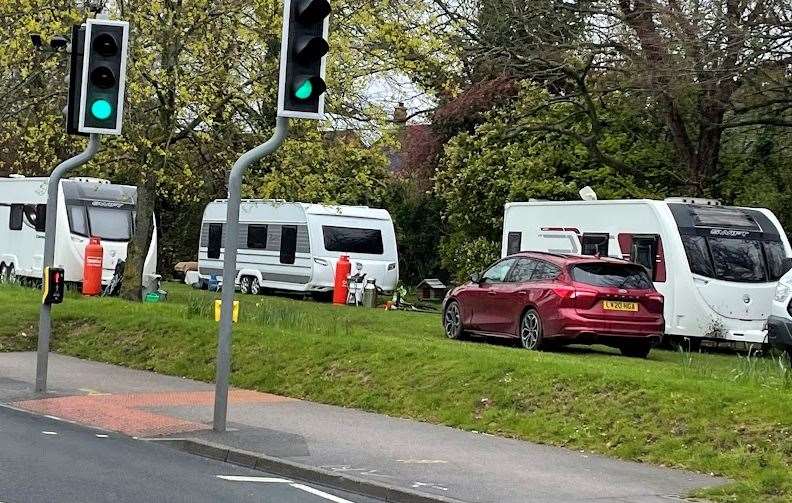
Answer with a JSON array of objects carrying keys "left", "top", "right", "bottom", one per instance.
[
  {"left": 502, "top": 198, "right": 792, "bottom": 344},
  {"left": 198, "top": 200, "right": 399, "bottom": 295},
  {"left": 768, "top": 268, "right": 792, "bottom": 356},
  {"left": 0, "top": 176, "right": 158, "bottom": 285}
]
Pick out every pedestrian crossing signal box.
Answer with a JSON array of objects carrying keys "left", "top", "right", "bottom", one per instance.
[{"left": 42, "top": 267, "right": 66, "bottom": 305}]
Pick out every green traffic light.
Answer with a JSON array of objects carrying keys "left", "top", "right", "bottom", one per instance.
[
  {"left": 294, "top": 80, "right": 314, "bottom": 100},
  {"left": 90, "top": 99, "right": 113, "bottom": 120}
]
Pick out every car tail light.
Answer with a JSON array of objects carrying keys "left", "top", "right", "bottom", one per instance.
[{"left": 644, "top": 293, "right": 664, "bottom": 314}]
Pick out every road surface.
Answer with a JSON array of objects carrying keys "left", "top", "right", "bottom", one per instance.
[{"left": 0, "top": 405, "right": 380, "bottom": 503}]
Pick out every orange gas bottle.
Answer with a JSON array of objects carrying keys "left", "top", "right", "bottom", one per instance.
[
  {"left": 332, "top": 255, "right": 351, "bottom": 305},
  {"left": 82, "top": 236, "right": 103, "bottom": 296}
]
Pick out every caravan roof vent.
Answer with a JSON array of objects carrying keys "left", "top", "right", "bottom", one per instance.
[
  {"left": 71, "top": 177, "right": 110, "bottom": 184},
  {"left": 8, "top": 174, "right": 25, "bottom": 178},
  {"left": 665, "top": 197, "right": 721, "bottom": 206}
]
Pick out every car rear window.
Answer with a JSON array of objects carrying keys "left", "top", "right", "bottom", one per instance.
[{"left": 571, "top": 263, "right": 654, "bottom": 290}]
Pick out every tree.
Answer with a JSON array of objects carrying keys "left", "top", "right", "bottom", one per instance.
[{"left": 431, "top": 0, "right": 792, "bottom": 193}]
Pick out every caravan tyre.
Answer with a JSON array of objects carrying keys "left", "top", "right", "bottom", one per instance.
[
  {"left": 239, "top": 276, "right": 252, "bottom": 295},
  {"left": 250, "top": 278, "right": 262, "bottom": 295}
]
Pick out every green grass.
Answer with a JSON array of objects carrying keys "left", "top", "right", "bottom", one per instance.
[{"left": 1, "top": 282, "right": 792, "bottom": 502}]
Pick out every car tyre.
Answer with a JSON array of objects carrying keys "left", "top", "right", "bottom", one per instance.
[
  {"left": 619, "top": 342, "right": 652, "bottom": 358},
  {"left": 250, "top": 278, "right": 262, "bottom": 295},
  {"left": 443, "top": 300, "right": 465, "bottom": 340},
  {"left": 239, "top": 276, "right": 252, "bottom": 295},
  {"left": 520, "top": 309, "right": 545, "bottom": 350}
]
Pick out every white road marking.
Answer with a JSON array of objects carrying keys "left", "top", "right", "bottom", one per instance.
[
  {"left": 41, "top": 431, "right": 58, "bottom": 435},
  {"left": 44, "top": 415, "right": 62, "bottom": 421},
  {"left": 289, "top": 483, "right": 355, "bottom": 503},
  {"left": 95, "top": 434, "right": 109, "bottom": 438},
  {"left": 396, "top": 459, "right": 448, "bottom": 464},
  {"left": 411, "top": 481, "right": 449, "bottom": 491},
  {"left": 216, "top": 476, "right": 291, "bottom": 483}
]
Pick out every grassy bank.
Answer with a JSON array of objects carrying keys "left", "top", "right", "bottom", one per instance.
[{"left": 1, "top": 282, "right": 791, "bottom": 502}]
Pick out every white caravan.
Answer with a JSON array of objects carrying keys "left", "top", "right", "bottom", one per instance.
[
  {"left": 502, "top": 198, "right": 792, "bottom": 344},
  {"left": 198, "top": 200, "right": 399, "bottom": 294},
  {"left": 0, "top": 176, "right": 157, "bottom": 285}
]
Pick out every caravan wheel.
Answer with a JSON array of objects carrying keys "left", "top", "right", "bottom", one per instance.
[
  {"left": 239, "top": 276, "right": 252, "bottom": 295},
  {"left": 250, "top": 278, "right": 262, "bottom": 295}
]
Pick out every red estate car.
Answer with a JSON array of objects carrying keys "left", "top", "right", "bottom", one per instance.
[{"left": 443, "top": 252, "right": 664, "bottom": 358}]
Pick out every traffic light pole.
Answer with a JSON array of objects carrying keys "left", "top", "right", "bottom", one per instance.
[
  {"left": 35, "top": 134, "right": 101, "bottom": 393},
  {"left": 213, "top": 117, "right": 289, "bottom": 432}
]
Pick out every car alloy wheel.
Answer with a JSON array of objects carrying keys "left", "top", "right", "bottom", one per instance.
[
  {"left": 239, "top": 276, "right": 252, "bottom": 294},
  {"left": 521, "top": 310, "right": 543, "bottom": 350},
  {"left": 250, "top": 278, "right": 261, "bottom": 295},
  {"left": 444, "top": 301, "right": 463, "bottom": 339}
]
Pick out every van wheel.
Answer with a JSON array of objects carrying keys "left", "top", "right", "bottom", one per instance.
[
  {"left": 443, "top": 301, "right": 465, "bottom": 340},
  {"left": 239, "top": 276, "right": 252, "bottom": 294},
  {"left": 250, "top": 278, "right": 261, "bottom": 295},
  {"left": 619, "top": 342, "right": 652, "bottom": 358},
  {"left": 520, "top": 309, "right": 544, "bottom": 350}
]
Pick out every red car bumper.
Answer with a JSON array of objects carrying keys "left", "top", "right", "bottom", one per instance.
[{"left": 550, "top": 308, "right": 664, "bottom": 342}]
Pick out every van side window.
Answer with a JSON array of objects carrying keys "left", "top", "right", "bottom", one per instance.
[
  {"left": 207, "top": 223, "right": 222, "bottom": 259},
  {"left": 280, "top": 226, "right": 297, "bottom": 264},
  {"left": 9, "top": 204, "right": 23, "bottom": 230},
  {"left": 581, "top": 233, "right": 609, "bottom": 256},
  {"left": 506, "top": 232, "right": 522, "bottom": 255},
  {"left": 247, "top": 225, "right": 268, "bottom": 249}
]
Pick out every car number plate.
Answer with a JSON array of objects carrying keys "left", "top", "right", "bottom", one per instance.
[{"left": 603, "top": 300, "right": 639, "bottom": 312}]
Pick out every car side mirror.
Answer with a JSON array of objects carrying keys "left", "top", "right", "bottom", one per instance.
[
  {"left": 470, "top": 273, "right": 481, "bottom": 284},
  {"left": 783, "top": 258, "right": 792, "bottom": 274}
]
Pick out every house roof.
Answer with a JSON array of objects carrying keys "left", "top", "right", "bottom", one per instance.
[{"left": 417, "top": 278, "right": 447, "bottom": 289}]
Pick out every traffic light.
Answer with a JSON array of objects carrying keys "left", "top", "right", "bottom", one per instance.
[
  {"left": 78, "top": 19, "right": 129, "bottom": 135},
  {"left": 42, "top": 267, "right": 66, "bottom": 305},
  {"left": 66, "top": 24, "right": 88, "bottom": 136},
  {"left": 277, "top": 0, "right": 331, "bottom": 120}
]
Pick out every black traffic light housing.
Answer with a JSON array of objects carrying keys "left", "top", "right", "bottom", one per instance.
[
  {"left": 42, "top": 267, "right": 66, "bottom": 305},
  {"left": 78, "top": 18, "right": 129, "bottom": 135},
  {"left": 278, "top": 0, "right": 331, "bottom": 119},
  {"left": 66, "top": 24, "right": 88, "bottom": 136}
]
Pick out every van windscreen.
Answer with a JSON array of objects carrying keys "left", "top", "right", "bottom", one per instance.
[
  {"left": 571, "top": 263, "right": 654, "bottom": 290},
  {"left": 322, "top": 226, "right": 384, "bottom": 255}
]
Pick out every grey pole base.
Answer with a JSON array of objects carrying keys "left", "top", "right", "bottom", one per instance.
[
  {"left": 35, "top": 134, "right": 101, "bottom": 393},
  {"left": 213, "top": 117, "right": 289, "bottom": 432}
]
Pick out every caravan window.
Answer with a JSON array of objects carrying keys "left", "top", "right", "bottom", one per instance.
[
  {"left": 87, "top": 206, "right": 132, "bottom": 241},
  {"left": 208, "top": 224, "right": 222, "bottom": 259},
  {"left": 322, "top": 226, "right": 384, "bottom": 255},
  {"left": 68, "top": 205, "right": 89, "bottom": 236},
  {"left": 681, "top": 235, "right": 715, "bottom": 277},
  {"left": 247, "top": 225, "right": 268, "bottom": 249},
  {"left": 506, "top": 232, "right": 522, "bottom": 255},
  {"left": 764, "top": 241, "right": 787, "bottom": 281},
  {"left": 581, "top": 233, "right": 609, "bottom": 256},
  {"left": 280, "top": 226, "right": 297, "bottom": 264},
  {"left": 9, "top": 204, "right": 23, "bottom": 231},
  {"left": 709, "top": 238, "right": 765, "bottom": 283}
]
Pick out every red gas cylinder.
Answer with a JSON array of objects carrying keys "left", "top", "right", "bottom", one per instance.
[
  {"left": 82, "top": 236, "right": 103, "bottom": 296},
  {"left": 332, "top": 255, "right": 351, "bottom": 305}
]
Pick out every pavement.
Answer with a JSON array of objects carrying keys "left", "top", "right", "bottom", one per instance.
[
  {"left": 0, "top": 352, "right": 724, "bottom": 503},
  {"left": 0, "top": 405, "right": 380, "bottom": 503}
]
